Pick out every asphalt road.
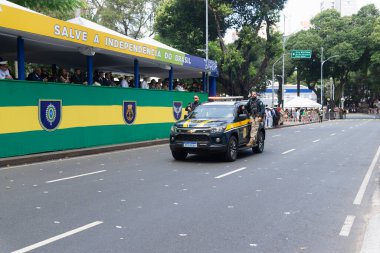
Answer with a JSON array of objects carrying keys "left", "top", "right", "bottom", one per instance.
[{"left": 1, "top": 119, "right": 380, "bottom": 253}]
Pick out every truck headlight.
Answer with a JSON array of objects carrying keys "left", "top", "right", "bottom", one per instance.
[
  {"left": 170, "top": 125, "right": 178, "bottom": 133},
  {"left": 210, "top": 125, "right": 226, "bottom": 133}
]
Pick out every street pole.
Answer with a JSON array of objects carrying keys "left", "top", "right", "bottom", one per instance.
[
  {"left": 320, "top": 47, "right": 324, "bottom": 107},
  {"left": 281, "top": 14, "right": 286, "bottom": 109},
  {"left": 205, "top": 0, "right": 209, "bottom": 89},
  {"left": 272, "top": 55, "right": 283, "bottom": 108},
  {"left": 321, "top": 52, "right": 339, "bottom": 108}
]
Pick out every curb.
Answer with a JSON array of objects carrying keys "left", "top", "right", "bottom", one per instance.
[{"left": 0, "top": 139, "right": 168, "bottom": 168}]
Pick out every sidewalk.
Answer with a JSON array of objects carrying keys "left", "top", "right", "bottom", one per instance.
[{"left": 359, "top": 178, "right": 380, "bottom": 253}]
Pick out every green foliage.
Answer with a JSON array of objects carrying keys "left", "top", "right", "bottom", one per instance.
[
  {"left": 10, "top": 0, "right": 85, "bottom": 19},
  {"left": 84, "top": 0, "right": 160, "bottom": 39},
  {"left": 370, "top": 18, "right": 380, "bottom": 65},
  {"left": 155, "top": 0, "right": 286, "bottom": 96},
  {"left": 154, "top": 0, "right": 227, "bottom": 55},
  {"left": 285, "top": 4, "right": 380, "bottom": 106}
]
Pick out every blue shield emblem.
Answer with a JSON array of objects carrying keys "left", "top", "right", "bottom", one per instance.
[
  {"left": 123, "top": 101, "right": 137, "bottom": 125},
  {"left": 39, "top": 100, "right": 62, "bottom": 131},
  {"left": 173, "top": 101, "right": 182, "bottom": 120}
]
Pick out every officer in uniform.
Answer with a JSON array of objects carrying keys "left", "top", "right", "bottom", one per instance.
[
  {"left": 246, "top": 88, "right": 265, "bottom": 147},
  {"left": 185, "top": 95, "right": 201, "bottom": 113}
]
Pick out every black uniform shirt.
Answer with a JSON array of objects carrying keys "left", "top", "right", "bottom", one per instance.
[{"left": 246, "top": 97, "right": 265, "bottom": 117}]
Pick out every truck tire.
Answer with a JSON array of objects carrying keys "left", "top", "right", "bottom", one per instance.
[
  {"left": 225, "top": 136, "right": 238, "bottom": 162},
  {"left": 172, "top": 150, "right": 188, "bottom": 160}
]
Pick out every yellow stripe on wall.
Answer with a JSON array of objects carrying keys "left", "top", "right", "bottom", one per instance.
[
  {"left": 0, "top": 106, "right": 185, "bottom": 134},
  {"left": 60, "top": 106, "right": 124, "bottom": 128},
  {"left": 0, "top": 106, "right": 41, "bottom": 134}
]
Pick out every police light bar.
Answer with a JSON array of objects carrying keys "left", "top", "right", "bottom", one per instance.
[{"left": 208, "top": 96, "right": 244, "bottom": 102}]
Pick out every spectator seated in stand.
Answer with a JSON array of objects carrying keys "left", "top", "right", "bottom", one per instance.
[
  {"left": 189, "top": 81, "right": 200, "bottom": 92},
  {"left": 0, "top": 58, "right": 13, "bottom": 80},
  {"left": 94, "top": 71, "right": 105, "bottom": 86},
  {"left": 71, "top": 68, "right": 87, "bottom": 85},
  {"left": 41, "top": 68, "right": 49, "bottom": 81},
  {"left": 103, "top": 72, "right": 116, "bottom": 86},
  {"left": 175, "top": 82, "right": 186, "bottom": 91},
  {"left": 120, "top": 76, "right": 129, "bottom": 88},
  {"left": 27, "top": 67, "right": 47, "bottom": 82},
  {"left": 141, "top": 77, "right": 149, "bottom": 89},
  {"left": 58, "top": 68, "right": 70, "bottom": 83},
  {"left": 162, "top": 81, "right": 169, "bottom": 90},
  {"left": 149, "top": 79, "right": 157, "bottom": 89}
]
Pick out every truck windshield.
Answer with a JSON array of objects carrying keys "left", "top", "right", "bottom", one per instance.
[{"left": 189, "top": 105, "right": 235, "bottom": 119}]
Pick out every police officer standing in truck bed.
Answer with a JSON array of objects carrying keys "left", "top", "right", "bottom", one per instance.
[{"left": 246, "top": 88, "right": 265, "bottom": 147}]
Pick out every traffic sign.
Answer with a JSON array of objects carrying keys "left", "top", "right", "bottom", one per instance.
[{"left": 291, "top": 50, "right": 312, "bottom": 59}]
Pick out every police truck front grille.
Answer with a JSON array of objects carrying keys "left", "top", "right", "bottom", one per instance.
[
  {"left": 176, "top": 134, "right": 209, "bottom": 142},
  {"left": 177, "top": 128, "right": 210, "bottom": 134}
]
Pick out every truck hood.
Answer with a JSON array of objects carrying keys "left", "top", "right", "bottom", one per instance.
[{"left": 175, "top": 118, "right": 230, "bottom": 128}]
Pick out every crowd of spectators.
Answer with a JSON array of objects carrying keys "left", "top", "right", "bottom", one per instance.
[
  {"left": 0, "top": 60, "right": 204, "bottom": 92},
  {"left": 263, "top": 106, "right": 322, "bottom": 128}
]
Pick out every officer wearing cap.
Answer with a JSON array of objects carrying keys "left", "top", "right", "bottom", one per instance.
[
  {"left": 0, "top": 58, "right": 13, "bottom": 80},
  {"left": 246, "top": 87, "right": 265, "bottom": 147}
]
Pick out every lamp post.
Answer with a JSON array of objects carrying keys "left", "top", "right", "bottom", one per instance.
[
  {"left": 282, "top": 14, "right": 286, "bottom": 109},
  {"left": 205, "top": 0, "right": 209, "bottom": 88},
  {"left": 320, "top": 47, "right": 339, "bottom": 107},
  {"left": 272, "top": 55, "right": 283, "bottom": 107}
]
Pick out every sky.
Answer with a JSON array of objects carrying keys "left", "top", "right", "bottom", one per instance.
[
  {"left": 224, "top": 0, "right": 380, "bottom": 43},
  {"left": 280, "top": 0, "right": 380, "bottom": 35}
]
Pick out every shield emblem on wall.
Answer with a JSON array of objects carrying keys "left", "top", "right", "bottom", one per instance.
[
  {"left": 123, "top": 101, "right": 137, "bottom": 125},
  {"left": 39, "top": 99, "right": 62, "bottom": 131},
  {"left": 173, "top": 101, "right": 182, "bottom": 121}
]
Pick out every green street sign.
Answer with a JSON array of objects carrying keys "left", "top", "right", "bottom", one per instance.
[{"left": 291, "top": 50, "right": 312, "bottom": 59}]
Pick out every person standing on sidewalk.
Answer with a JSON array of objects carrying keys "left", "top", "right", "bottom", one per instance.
[{"left": 246, "top": 88, "right": 265, "bottom": 147}]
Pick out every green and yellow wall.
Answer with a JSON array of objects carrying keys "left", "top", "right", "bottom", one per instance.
[{"left": 0, "top": 80, "right": 207, "bottom": 158}]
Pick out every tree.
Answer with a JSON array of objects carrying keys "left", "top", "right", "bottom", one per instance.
[
  {"left": 154, "top": 0, "right": 229, "bottom": 55},
  {"left": 155, "top": 0, "right": 286, "bottom": 96},
  {"left": 9, "top": 0, "right": 85, "bottom": 19},
  {"left": 85, "top": 0, "right": 161, "bottom": 39}
]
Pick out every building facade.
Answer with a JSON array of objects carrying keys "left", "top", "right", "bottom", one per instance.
[{"left": 320, "top": 0, "right": 357, "bottom": 16}]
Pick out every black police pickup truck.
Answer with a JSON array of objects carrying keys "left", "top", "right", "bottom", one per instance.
[{"left": 169, "top": 101, "right": 265, "bottom": 162}]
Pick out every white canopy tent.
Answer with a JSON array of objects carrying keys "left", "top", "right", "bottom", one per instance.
[{"left": 284, "top": 97, "right": 322, "bottom": 109}]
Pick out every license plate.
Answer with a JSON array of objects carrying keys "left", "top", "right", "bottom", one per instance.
[{"left": 183, "top": 142, "right": 197, "bottom": 148}]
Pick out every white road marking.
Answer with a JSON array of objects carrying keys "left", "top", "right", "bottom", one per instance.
[
  {"left": 11, "top": 221, "right": 103, "bottom": 253},
  {"left": 330, "top": 133, "right": 336, "bottom": 136},
  {"left": 353, "top": 145, "right": 380, "bottom": 205},
  {"left": 215, "top": 167, "right": 247, "bottom": 179},
  {"left": 339, "top": 215, "right": 355, "bottom": 237},
  {"left": 272, "top": 135, "right": 281, "bottom": 137},
  {"left": 312, "top": 139, "right": 320, "bottom": 143},
  {"left": 282, "top": 149, "right": 296, "bottom": 155},
  {"left": 46, "top": 170, "right": 106, "bottom": 184}
]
